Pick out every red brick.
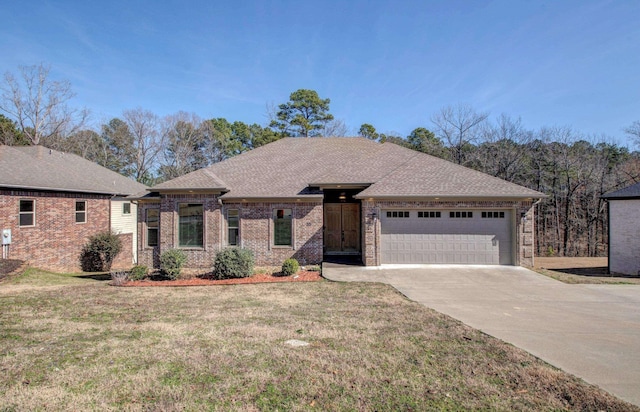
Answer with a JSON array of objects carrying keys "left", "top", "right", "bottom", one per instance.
[{"left": 0, "top": 190, "right": 111, "bottom": 272}]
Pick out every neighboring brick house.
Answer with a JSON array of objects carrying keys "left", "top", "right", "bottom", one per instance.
[
  {"left": 0, "top": 145, "right": 147, "bottom": 272},
  {"left": 135, "top": 138, "right": 545, "bottom": 270},
  {"left": 602, "top": 182, "right": 640, "bottom": 276}
]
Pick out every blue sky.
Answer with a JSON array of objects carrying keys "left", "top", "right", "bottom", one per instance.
[{"left": 2, "top": 0, "right": 639, "bottom": 145}]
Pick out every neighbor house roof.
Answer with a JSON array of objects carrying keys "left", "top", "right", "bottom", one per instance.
[
  {"left": 602, "top": 182, "right": 640, "bottom": 200},
  {"left": 0, "top": 145, "right": 147, "bottom": 196},
  {"left": 151, "top": 137, "right": 545, "bottom": 200}
]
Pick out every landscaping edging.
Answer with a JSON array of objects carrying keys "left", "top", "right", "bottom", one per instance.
[{"left": 119, "top": 270, "right": 322, "bottom": 287}]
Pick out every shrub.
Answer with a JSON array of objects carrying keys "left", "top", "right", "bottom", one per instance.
[
  {"left": 160, "top": 249, "right": 187, "bottom": 280},
  {"left": 80, "top": 231, "right": 123, "bottom": 272},
  {"left": 213, "top": 248, "right": 255, "bottom": 280},
  {"left": 281, "top": 258, "right": 299, "bottom": 276},
  {"left": 129, "top": 265, "right": 148, "bottom": 281},
  {"left": 110, "top": 270, "right": 128, "bottom": 286}
]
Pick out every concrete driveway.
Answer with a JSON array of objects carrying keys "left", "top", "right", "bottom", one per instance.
[{"left": 323, "top": 264, "right": 640, "bottom": 406}]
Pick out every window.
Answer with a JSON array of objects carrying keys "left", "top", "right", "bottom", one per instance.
[
  {"left": 178, "top": 203, "right": 203, "bottom": 247},
  {"left": 482, "top": 211, "right": 505, "bottom": 219},
  {"left": 146, "top": 208, "right": 159, "bottom": 247},
  {"left": 122, "top": 202, "right": 131, "bottom": 215},
  {"left": 19, "top": 200, "right": 35, "bottom": 226},
  {"left": 273, "top": 208, "right": 292, "bottom": 246},
  {"left": 418, "top": 211, "right": 441, "bottom": 218},
  {"left": 449, "top": 211, "right": 473, "bottom": 218},
  {"left": 75, "top": 201, "right": 87, "bottom": 223},
  {"left": 386, "top": 211, "right": 410, "bottom": 218},
  {"left": 227, "top": 209, "right": 239, "bottom": 246}
]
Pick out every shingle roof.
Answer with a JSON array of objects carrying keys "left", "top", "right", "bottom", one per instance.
[
  {"left": 0, "top": 145, "right": 147, "bottom": 196},
  {"left": 357, "top": 151, "right": 544, "bottom": 198},
  {"left": 602, "top": 182, "right": 640, "bottom": 199},
  {"left": 152, "top": 168, "right": 227, "bottom": 191},
  {"left": 151, "top": 137, "right": 545, "bottom": 200}
]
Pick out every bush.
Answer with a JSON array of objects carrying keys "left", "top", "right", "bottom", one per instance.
[
  {"left": 281, "top": 258, "right": 299, "bottom": 276},
  {"left": 129, "top": 265, "right": 148, "bottom": 281},
  {"left": 80, "top": 231, "right": 123, "bottom": 272},
  {"left": 213, "top": 248, "right": 255, "bottom": 280},
  {"left": 160, "top": 249, "right": 187, "bottom": 280}
]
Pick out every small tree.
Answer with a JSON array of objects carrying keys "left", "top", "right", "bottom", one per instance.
[{"left": 80, "top": 231, "right": 123, "bottom": 272}]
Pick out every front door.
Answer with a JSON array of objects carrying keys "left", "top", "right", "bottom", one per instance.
[{"left": 324, "top": 203, "right": 360, "bottom": 254}]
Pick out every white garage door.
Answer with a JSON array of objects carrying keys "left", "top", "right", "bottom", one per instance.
[{"left": 381, "top": 210, "right": 513, "bottom": 265}]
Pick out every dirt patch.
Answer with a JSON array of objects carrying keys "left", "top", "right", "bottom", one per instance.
[
  {"left": 0, "top": 259, "right": 26, "bottom": 281},
  {"left": 536, "top": 257, "right": 608, "bottom": 271},
  {"left": 123, "top": 270, "right": 322, "bottom": 287},
  {"left": 535, "top": 257, "right": 640, "bottom": 284}
]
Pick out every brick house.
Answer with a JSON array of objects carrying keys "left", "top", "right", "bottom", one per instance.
[
  {"left": 602, "top": 182, "right": 640, "bottom": 276},
  {"left": 135, "top": 138, "right": 545, "bottom": 270},
  {"left": 0, "top": 145, "right": 147, "bottom": 272}
]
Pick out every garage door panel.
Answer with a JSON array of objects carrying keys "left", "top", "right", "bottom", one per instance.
[{"left": 381, "top": 210, "right": 512, "bottom": 265}]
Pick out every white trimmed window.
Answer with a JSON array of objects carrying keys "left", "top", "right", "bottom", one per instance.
[
  {"left": 19, "top": 199, "right": 35, "bottom": 227},
  {"left": 227, "top": 209, "right": 239, "bottom": 246},
  {"left": 75, "top": 201, "right": 87, "bottom": 223},
  {"left": 122, "top": 202, "right": 131, "bottom": 215}
]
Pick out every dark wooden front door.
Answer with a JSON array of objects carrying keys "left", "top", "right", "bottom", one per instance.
[{"left": 324, "top": 203, "right": 360, "bottom": 254}]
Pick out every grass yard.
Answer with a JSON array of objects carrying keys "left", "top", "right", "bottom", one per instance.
[{"left": 0, "top": 268, "right": 637, "bottom": 411}]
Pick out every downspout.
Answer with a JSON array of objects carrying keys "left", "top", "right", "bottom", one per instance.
[
  {"left": 217, "top": 197, "right": 225, "bottom": 252},
  {"left": 131, "top": 200, "right": 139, "bottom": 265},
  {"left": 374, "top": 210, "right": 379, "bottom": 266},
  {"left": 606, "top": 199, "right": 611, "bottom": 275},
  {"left": 530, "top": 198, "right": 543, "bottom": 267}
]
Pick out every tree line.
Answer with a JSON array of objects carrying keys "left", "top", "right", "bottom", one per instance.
[{"left": 1, "top": 64, "right": 639, "bottom": 257}]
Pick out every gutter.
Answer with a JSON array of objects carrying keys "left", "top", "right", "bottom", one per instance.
[{"left": 0, "top": 184, "right": 130, "bottom": 197}]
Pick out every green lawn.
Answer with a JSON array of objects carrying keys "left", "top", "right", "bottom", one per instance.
[{"left": 0, "top": 269, "right": 636, "bottom": 411}]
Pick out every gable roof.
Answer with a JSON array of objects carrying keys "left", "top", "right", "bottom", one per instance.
[
  {"left": 0, "top": 145, "right": 147, "bottom": 196},
  {"left": 151, "top": 137, "right": 545, "bottom": 200},
  {"left": 602, "top": 182, "right": 640, "bottom": 200}
]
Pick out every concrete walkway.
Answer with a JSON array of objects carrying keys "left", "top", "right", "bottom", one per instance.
[{"left": 323, "top": 263, "right": 640, "bottom": 406}]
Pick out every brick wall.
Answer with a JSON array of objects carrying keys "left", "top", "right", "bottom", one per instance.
[
  {"left": 361, "top": 199, "right": 536, "bottom": 267},
  {"left": 137, "top": 196, "right": 323, "bottom": 270},
  {"left": 137, "top": 201, "right": 160, "bottom": 269},
  {"left": 234, "top": 201, "right": 323, "bottom": 266},
  {"left": 137, "top": 194, "right": 537, "bottom": 270},
  {"left": 111, "top": 233, "right": 134, "bottom": 270},
  {"left": 0, "top": 190, "right": 111, "bottom": 272},
  {"left": 608, "top": 199, "right": 640, "bottom": 276}
]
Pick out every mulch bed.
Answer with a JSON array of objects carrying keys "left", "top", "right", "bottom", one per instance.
[{"left": 123, "top": 270, "right": 322, "bottom": 287}]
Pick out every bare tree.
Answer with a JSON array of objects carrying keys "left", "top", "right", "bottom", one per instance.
[
  {"left": 431, "top": 104, "right": 488, "bottom": 165},
  {"left": 625, "top": 120, "right": 640, "bottom": 148},
  {"left": 474, "top": 114, "right": 533, "bottom": 181},
  {"left": 159, "top": 112, "right": 207, "bottom": 180},
  {"left": 319, "top": 118, "right": 350, "bottom": 137},
  {"left": 0, "top": 64, "right": 87, "bottom": 145},
  {"left": 122, "top": 108, "right": 162, "bottom": 183}
]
